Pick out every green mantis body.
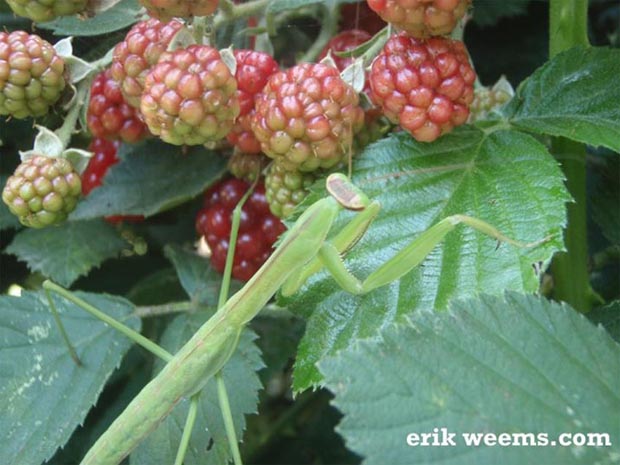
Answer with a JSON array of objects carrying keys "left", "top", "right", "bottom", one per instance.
[{"left": 69, "top": 174, "right": 534, "bottom": 465}]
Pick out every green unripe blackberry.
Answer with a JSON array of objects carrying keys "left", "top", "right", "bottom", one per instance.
[
  {"left": 6, "top": 0, "right": 87, "bottom": 23},
  {"left": 265, "top": 163, "right": 317, "bottom": 218},
  {"left": 2, "top": 156, "right": 82, "bottom": 228},
  {"left": 0, "top": 31, "right": 66, "bottom": 119}
]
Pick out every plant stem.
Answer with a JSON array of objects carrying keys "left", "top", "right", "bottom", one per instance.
[
  {"left": 218, "top": 179, "right": 257, "bottom": 309},
  {"left": 217, "top": 374, "right": 243, "bottom": 465},
  {"left": 299, "top": 4, "right": 340, "bottom": 63},
  {"left": 548, "top": 0, "right": 591, "bottom": 312},
  {"left": 214, "top": 0, "right": 270, "bottom": 29},
  {"left": 43, "top": 280, "right": 173, "bottom": 362},
  {"left": 55, "top": 81, "right": 89, "bottom": 148},
  {"left": 174, "top": 394, "right": 200, "bottom": 465},
  {"left": 45, "top": 288, "right": 82, "bottom": 366}
]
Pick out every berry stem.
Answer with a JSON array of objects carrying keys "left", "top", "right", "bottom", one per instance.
[
  {"left": 43, "top": 280, "right": 173, "bottom": 362},
  {"left": 217, "top": 180, "right": 257, "bottom": 309},
  {"left": 548, "top": 0, "right": 592, "bottom": 312},
  {"left": 55, "top": 80, "right": 90, "bottom": 149}
]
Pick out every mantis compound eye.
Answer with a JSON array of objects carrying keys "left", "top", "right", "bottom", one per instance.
[{"left": 326, "top": 173, "right": 369, "bottom": 211}]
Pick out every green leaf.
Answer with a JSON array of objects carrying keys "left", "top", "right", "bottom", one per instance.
[
  {"left": 0, "top": 175, "right": 21, "bottom": 231},
  {"left": 39, "top": 0, "right": 141, "bottom": 36},
  {"left": 284, "top": 128, "right": 569, "bottom": 392},
  {"left": 471, "top": 0, "right": 532, "bottom": 27},
  {"left": 589, "top": 301, "right": 620, "bottom": 343},
  {"left": 71, "top": 140, "right": 227, "bottom": 220},
  {"left": 131, "top": 312, "right": 263, "bottom": 465},
  {"left": 5, "top": 220, "right": 127, "bottom": 287},
  {"left": 164, "top": 244, "right": 241, "bottom": 307},
  {"left": 321, "top": 293, "right": 620, "bottom": 465},
  {"left": 0, "top": 290, "right": 139, "bottom": 465},
  {"left": 504, "top": 46, "right": 620, "bottom": 152}
]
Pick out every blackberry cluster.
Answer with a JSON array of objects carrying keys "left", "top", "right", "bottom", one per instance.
[{"left": 195, "top": 178, "right": 285, "bottom": 281}]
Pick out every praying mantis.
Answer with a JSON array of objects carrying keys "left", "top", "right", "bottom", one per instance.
[{"left": 44, "top": 173, "right": 541, "bottom": 465}]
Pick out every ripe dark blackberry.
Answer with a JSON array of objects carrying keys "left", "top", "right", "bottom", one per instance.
[
  {"left": 82, "top": 138, "right": 144, "bottom": 224},
  {"left": 141, "top": 45, "right": 240, "bottom": 146},
  {"left": 0, "top": 31, "right": 66, "bottom": 119},
  {"left": 265, "top": 163, "right": 317, "bottom": 219},
  {"left": 227, "top": 49, "right": 279, "bottom": 154},
  {"left": 195, "top": 178, "right": 285, "bottom": 281},
  {"left": 2, "top": 156, "right": 81, "bottom": 228},
  {"left": 368, "top": 33, "right": 475, "bottom": 142},
  {"left": 110, "top": 18, "right": 184, "bottom": 108},
  {"left": 367, "top": 0, "right": 471, "bottom": 37},
  {"left": 251, "top": 62, "right": 365, "bottom": 172},
  {"left": 87, "top": 69, "right": 148, "bottom": 143}
]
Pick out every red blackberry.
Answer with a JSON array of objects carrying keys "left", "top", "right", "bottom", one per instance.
[
  {"left": 87, "top": 69, "right": 148, "bottom": 143},
  {"left": 227, "top": 49, "right": 279, "bottom": 154},
  {"left": 368, "top": 33, "right": 475, "bottom": 142},
  {"left": 140, "top": 45, "right": 239, "bottom": 146},
  {"left": 251, "top": 62, "right": 365, "bottom": 172},
  {"left": 366, "top": 0, "right": 471, "bottom": 37},
  {"left": 196, "top": 178, "right": 285, "bottom": 281},
  {"left": 110, "top": 18, "right": 184, "bottom": 108}
]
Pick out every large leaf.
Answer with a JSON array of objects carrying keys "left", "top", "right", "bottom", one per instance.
[
  {"left": 71, "top": 140, "right": 227, "bottom": 220},
  {"left": 0, "top": 290, "right": 139, "bottom": 465},
  {"left": 321, "top": 293, "right": 620, "bottom": 465},
  {"left": 5, "top": 219, "right": 127, "bottom": 287},
  {"left": 589, "top": 301, "right": 620, "bottom": 343},
  {"left": 504, "top": 46, "right": 620, "bottom": 152},
  {"left": 39, "top": 0, "right": 141, "bottom": 36},
  {"left": 131, "top": 312, "right": 263, "bottom": 465},
  {"left": 283, "top": 127, "right": 568, "bottom": 392}
]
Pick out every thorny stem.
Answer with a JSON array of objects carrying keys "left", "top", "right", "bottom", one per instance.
[
  {"left": 174, "top": 394, "right": 200, "bottom": 465},
  {"left": 43, "top": 280, "right": 173, "bottom": 362},
  {"left": 548, "top": 0, "right": 592, "bottom": 312},
  {"left": 45, "top": 288, "right": 81, "bottom": 366}
]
